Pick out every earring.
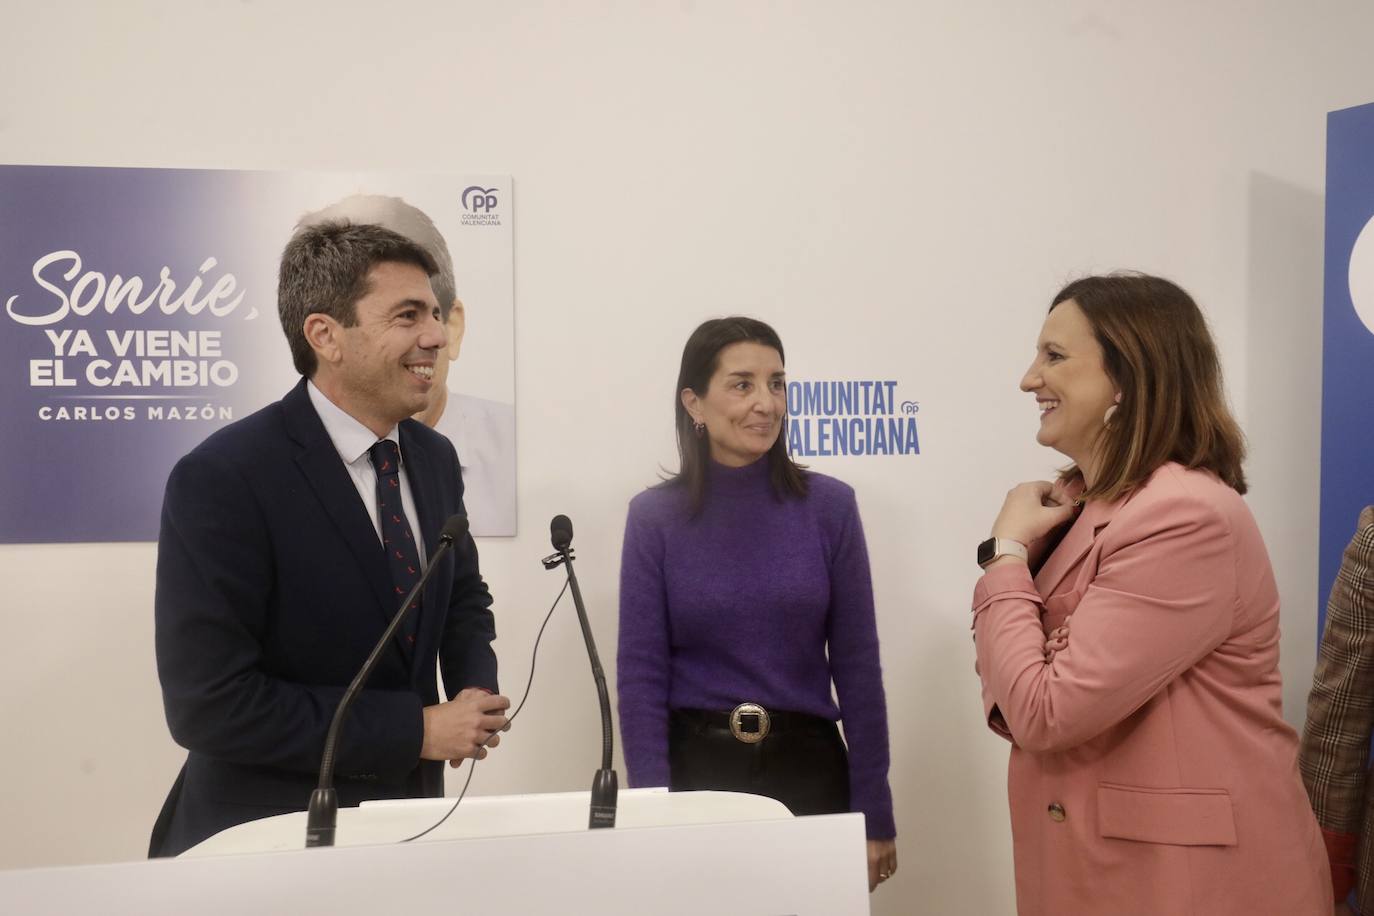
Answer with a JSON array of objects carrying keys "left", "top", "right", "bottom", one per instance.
[
  {"left": 1103, "top": 392, "right": 1123, "bottom": 424},
  {"left": 693, "top": 421, "right": 706, "bottom": 439}
]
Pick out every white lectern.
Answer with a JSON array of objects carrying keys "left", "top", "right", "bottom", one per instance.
[{"left": 0, "top": 789, "right": 870, "bottom": 914}]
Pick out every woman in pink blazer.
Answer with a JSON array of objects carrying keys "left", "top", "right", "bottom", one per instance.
[{"left": 973, "top": 274, "right": 1329, "bottom": 915}]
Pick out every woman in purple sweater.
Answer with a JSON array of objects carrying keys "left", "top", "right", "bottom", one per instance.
[{"left": 616, "top": 317, "right": 897, "bottom": 892}]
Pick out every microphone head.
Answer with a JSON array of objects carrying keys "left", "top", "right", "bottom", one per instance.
[
  {"left": 550, "top": 514, "right": 573, "bottom": 551},
  {"left": 439, "top": 514, "right": 470, "bottom": 544}
]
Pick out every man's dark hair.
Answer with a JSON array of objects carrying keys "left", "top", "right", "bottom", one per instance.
[
  {"left": 277, "top": 221, "right": 438, "bottom": 377},
  {"left": 295, "top": 195, "right": 458, "bottom": 321}
]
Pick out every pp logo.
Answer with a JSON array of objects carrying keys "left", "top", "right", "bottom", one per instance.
[{"left": 462, "top": 186, "right": 499, "bottom": 213}]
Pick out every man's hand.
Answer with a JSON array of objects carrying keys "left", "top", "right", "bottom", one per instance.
[{"left": 421, "top": 688, "right": 511, "bottom": 766}]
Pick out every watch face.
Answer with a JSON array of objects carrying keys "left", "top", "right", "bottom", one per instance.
[{"left": 976, "top": 538, "right": 997, "bottom": 567}]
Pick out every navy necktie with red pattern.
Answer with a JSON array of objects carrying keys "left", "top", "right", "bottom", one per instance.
[{"left": 368, "top": 439, "right": 421, "bottom": 655}]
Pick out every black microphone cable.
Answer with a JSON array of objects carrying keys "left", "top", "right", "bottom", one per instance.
[
  {"left": 307, "top": 514, "right": 469, "bottom": 848},
  {"left": 400, "top": 576, "right": 570, "bottom": 843}
]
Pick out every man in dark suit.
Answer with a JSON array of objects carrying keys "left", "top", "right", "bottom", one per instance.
[{"left": 149, "top": 222, "right": 510, "bottom": 857}]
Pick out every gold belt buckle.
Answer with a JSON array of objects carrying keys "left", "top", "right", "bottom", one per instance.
[{"left": 729, "top": 702, "right": 770, "bottom": 744}]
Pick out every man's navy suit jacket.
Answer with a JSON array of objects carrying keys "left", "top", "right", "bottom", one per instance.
[{"left": 149, "top": 380, "right": 498, "bottom": 857}]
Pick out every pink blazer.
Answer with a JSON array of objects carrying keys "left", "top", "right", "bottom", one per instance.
[{"left": 973, "top": 463, "right": 1328, "bottom": 915}]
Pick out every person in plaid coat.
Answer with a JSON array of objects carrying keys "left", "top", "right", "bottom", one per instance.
[{"left": 1301, "top": 506, "right": 1374, "bottom": 915}]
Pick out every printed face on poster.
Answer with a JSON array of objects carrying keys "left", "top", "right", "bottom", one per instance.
[{"left": 0, "top": 167, "right": 517, "bottom": 542}]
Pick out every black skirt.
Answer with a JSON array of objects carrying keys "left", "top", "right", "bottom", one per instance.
[{"left": 668, "top": 707, "right": 850, "bottom": 816}]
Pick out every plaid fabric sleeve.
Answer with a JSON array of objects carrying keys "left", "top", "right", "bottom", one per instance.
[{"left": 1300, "top": 506, "right": 1374, "bottom": 901}]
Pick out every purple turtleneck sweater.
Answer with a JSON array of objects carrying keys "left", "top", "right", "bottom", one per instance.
[{"left": 616, "top": 458, "right": 896, "bottom": 840}]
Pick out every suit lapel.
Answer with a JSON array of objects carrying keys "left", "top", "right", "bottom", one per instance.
[
  {"left": 400, "top": 423, "right": 443, "bottom": 559},
  {"left": 399, "top": 421, "right": 445, "bottom": 674},
  {"left": 282, "top": 381, "right": 397, "bottom": 628},
  {"left": 1035, "top": 495, "right": 1123, "bottom": 598}
]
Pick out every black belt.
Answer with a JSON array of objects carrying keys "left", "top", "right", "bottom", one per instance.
[{"left": 673, "top": 704, "right": 834, "bottom": 744}]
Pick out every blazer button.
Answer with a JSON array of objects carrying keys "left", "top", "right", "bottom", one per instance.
[{"left": 1047, "top": 803, "right": 1066, "bottom": 822}]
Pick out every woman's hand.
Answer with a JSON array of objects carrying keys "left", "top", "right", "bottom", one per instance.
[
  {"left": 990, "top": 480, "right": 1078, "bottom": 547},
  {"left": 867, "top": 839, "right": 897, "bottom": 892}
]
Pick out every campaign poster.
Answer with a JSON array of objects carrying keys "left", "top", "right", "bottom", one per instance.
[{"left": 0, "top": 166, "right": 516, "bottom": 542}]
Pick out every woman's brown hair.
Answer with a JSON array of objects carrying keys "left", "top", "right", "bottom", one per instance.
[{"left": 1052, "top": 273, "right": 1248, "bottom": 500}]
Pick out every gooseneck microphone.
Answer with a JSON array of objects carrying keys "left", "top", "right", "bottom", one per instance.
[
  {"left": 305, "top": 514, "right": 470, "bottom": 848},
  {"left": 543, "top": 514, "right": 618, "bottom": 828}
]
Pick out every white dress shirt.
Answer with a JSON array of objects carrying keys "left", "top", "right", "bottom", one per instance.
[{"left": 307, "top": 380, "right": 427, "bottom": 565}]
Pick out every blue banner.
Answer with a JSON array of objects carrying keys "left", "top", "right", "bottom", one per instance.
[{"left": 1319, "top": 103, "right": 1374, "bottom": 624}]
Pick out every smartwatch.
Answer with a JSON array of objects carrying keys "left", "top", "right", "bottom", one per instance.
[{"left": 977, "top": 537, "right": 1028, "bottom": 569}]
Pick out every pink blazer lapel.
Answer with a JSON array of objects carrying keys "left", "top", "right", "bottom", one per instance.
[{"left": 1035, "top": 496, "right": 1124, "bottom": 597}]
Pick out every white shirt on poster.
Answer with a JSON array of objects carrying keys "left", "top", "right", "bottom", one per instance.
[{"left": 431, "top": 392, "right": 516, "bottom": 537}]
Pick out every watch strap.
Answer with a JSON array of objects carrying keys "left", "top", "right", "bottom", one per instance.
[{"left": 978, "top": 537, "right": 1028, "bottom": 569}]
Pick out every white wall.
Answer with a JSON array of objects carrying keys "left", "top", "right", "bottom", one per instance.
[{"left": 1, "top": 2, "right": 1370, "bottom": 913}]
